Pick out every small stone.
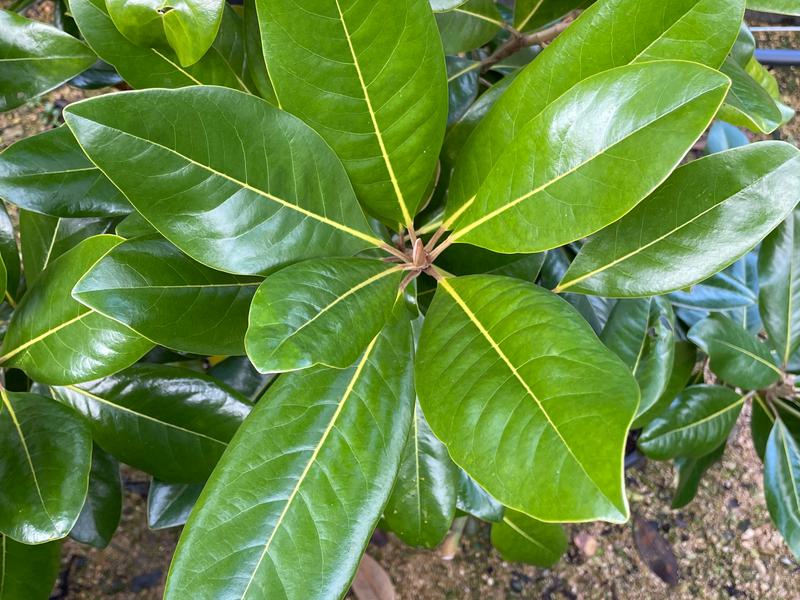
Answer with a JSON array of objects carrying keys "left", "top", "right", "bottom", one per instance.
[{"left": 574, "top": 531, "right": 598, "bottom": 557}]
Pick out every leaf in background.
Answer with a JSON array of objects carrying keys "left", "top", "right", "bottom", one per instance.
[
  {"left": 705, "top": 120, "right": 749, "bottom": 155},
  {"left": 430, "top": 0, "right": 468, "bottom": 10},
  {"left": 490, "top": 509, "right": 567, "bottom": 567},
  {"left": 668, "top": 266, "right": 756, "bottom": 311},
  {"left": 672, "top": 443, "right": 725, "bottom": 509},
  {"left": 243, "top": 0, "right": 276, "bottom": 103},
  {"left": 416, "top": 275, "right": 638, "bottom": 523},
  {"left": 209, "top": 356, "right": 274, "bottom": 402},
  {"left": 259, "top": 0, "right": 447, "bottom": 226},
  {"left": 0, "top": 536, "right": 61, "bottom": 599},
  {"left": 689, "top": 314, "right": 782, "bottom": 389},
  {"left": 515, "top": 0, "right": 586, "bottom": 31},
  {"left": 456, "top": 469, "right": 504, "bottom": 522},
  {"left": 0, "top": 126, "right": 131, "bottom": 218},
  {"left": 446, "top": 0, "right": 744, "bottom": 217},
  {"left": 0, "top": 10, "right": 96, "bottom": 111},
  {"left": 0, "top": 235, "right": 152, "bottom": 384},
  {"left": 559, "top": 142, "right": 800, "bottom": 296},
  {"left": 65, "top": 86, "right": 377, "bottom": 276},
  {"left": 247, "top": 259, "right": 403, "bottom": 373},
  {"left": 436, "top": 0, "right": 501, "bottom": 54},
  {"left": 446, "top": 56, "right": 480, "bottom": 126},
  {"left": 71, "top": 0, "right": 251, "bottom": 91},
  {"left": 114, "top": 211, "right": 159, "bottom": 239},
  {"left": 539, "top": 247, "right": 605, "bottom": 334},
  {"left": 53, "top": 363, "right": 252, "bottom": 483},
  {"left": 638, "top": 340, "right": 697, "bottom": 428},
  {"left": 447, "top": 62, "right": 729, "bottom": 253},
  {"left": 69, "top": 444, "right": 121, "bottom": 548},
  {"left": 719, "top": 56, "right": 792, "bottom": 134},
  {"left": 435, "top": 243, "right": 545, "bottom": 281},
  {"left": 759, "top": 210, "right": 800, "bottom": 367},
  {"left": 351, "top": 553, "right": 396, "bottom": 600},
  {"left": 752, "top": 396, "right": 800, "bottom": 461},
  {"left": 601, "top": 297, "right": 675, "bottom": 426},
  {"left": 0, "top": 391, "right": 91, "bottom": 543},
  {"left": 147, "top": 479, "right": 203, "bottom": 530},
  {"left": 74, "top": 236, "right": 261, "bottom": 356},
  {"left": 165, "top": 312, "right": 414, "bottom": 600},
  {"left": 747, "top": 0, "right": 800, "bottom": 14},
  {"left": 383, "top": 402, "right": 458, "bottom": 548},
  {"left": 639, "top": 385, "right": 746, "bottom": 460},
  {"left": 0, "top": 203, "right": 19, "bottom": 304},
  {"left": 764, "top": 419, "right": 800, "bottom": 559}
]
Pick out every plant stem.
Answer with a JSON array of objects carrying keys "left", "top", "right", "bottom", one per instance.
[{"left": 381, "top": 243, "right": 409, "bottom": 262}]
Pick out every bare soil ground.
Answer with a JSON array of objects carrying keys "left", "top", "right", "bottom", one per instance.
[{"left": 1, "top": 9, "right": 799, "bottom": 600}]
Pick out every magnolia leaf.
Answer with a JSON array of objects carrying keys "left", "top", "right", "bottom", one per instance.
[
  {"left": 53, "top": 364, "right": 252, "bottom": 482},
  {"left": 447, "top": 61, "right": 729, "bottom": 253},
  {"left": 672, "top": 443, "right": 725, "bottom": 509},
  {"left": 639, "top": 340, "right": 697, "bottom": 428},
  {"left": 0, "top": 391, "right": 91, "bottom": 544},
  {"left": 719, "top": 56, "right": 791, "bottom": 134},
  {"left": 668, "top": 266, "right": 756, "bottom": 311},
  {"left": 147, "top": 479, "right": 203, "bottom": 530},
  {"left": 416, "top": 275, "right": 638, "bottom": 523},
  {"left": 759, "top": 210, "right": 800, "bottom": 367},
  {"left": 0, "top": 235, "right": 153, "bottom": 385},
  {"left": 64, "top": 86, "right": 378, "bottom": 276},
  {"left": 639, "top": 385, "right": 746, "bottom": 460},
  {"left": 0, "top": 126, "right": 130, "bottom": 218},
  {"left": 446, "top": 0, "right": 745, "bottom": 216},
  {"left": 436, "top": 0, "right": 501, "bottom": 54},
  {"left": 430, "top": 0, "right": 468, "bottom": 10},
  {"left": 689, "top": 314, "right": 782, "bottom": 389},
  {"left": 748, "top": 0, "right": 800, "bottom": 14},
  {"left": 456, "top": 469, "right": 504, "bottom": 522},
  {"left": 559, "top": 142, "right": 800, "bottom": 296},
  {"left": 446, "top": 56, "right": 480, "bottom": 126},
  {"left": 0, "top": 204, "right": 19, "bottom": 304},
  {"left": 706, "top": 120, "right": 749, "bottom": 155},
  {"left": 515, "top": 0, "right": 586, "bottom": 31},
  {"left": 383, "top": 402, "right": 458, "bottom": 548},
  {"left": 165, "top": 312, "right": 414, "bottom": 599},
  {"left": 208, "top": 356, "right": 274, "bottom": 402},
  {"left": 490, "top": 509, "right": 568, "bottom": 567},
  {"left": 764, "top": 419, "right": 800, "bottom": 559},
  {"left": 246, "top": 258, "right": 403, "bottom": 373},
  {"left": 259, "top": 0, "right": 447, "bottom": 226},
  {"left": 72, "top": 0, "right": 251, "bottom": 91},
  {"left": 243, "top": 0, "right": 276, "bottom": 103},
  {"left": 69, "top": 444, "right": 122, "bottom": 549},
  {"left": 0, "top": 535, "right": 61, "bottom": 599},
  {"left": 74, "top": 236, "right": 261, "bottom": 356},
  {"left": 0, "top": 10, "right": 96, "bottom": 111},
  {"left": 434, "top": 243, "right": 545, "bottom": 281}
]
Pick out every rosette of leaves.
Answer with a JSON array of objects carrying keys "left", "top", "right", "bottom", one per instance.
[{"left": 1, "top": 0, "right": 800, "bottom": 597}]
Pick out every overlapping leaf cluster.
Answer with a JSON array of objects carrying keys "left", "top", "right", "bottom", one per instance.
[{"left": 0, "top": 0, "right": 799, "bottom": 597}]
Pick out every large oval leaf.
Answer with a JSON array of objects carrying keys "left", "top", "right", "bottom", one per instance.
[
  {"left": 638, "top": 385, "right": 746, "bottom": 460},
  {"left": 246, "top": 258, "right": 403, "bottom": 373},
  {"left": 558, "top": 142, "right": 800, "bottom": 296},
  {"left": 0, "top": 11, "right": 96, "bottom": 111},
  {"left": 69, "top": 444, "right": 121, "bottom": 549},
  {"left": 259, "top": 0, "right": 447, "bottom": 226},
  {"left": 446, "top": 61, "right": 730, "bottom": 253},
  {"left": 383, "top": 401, "right": 458, "bottom": 548},
  {"left": 490, "top": 509, "right": 568, "bottom": 567},
  {"left": 764, "top": 419, "right": 800, "bottom": 559},
  {"left": 0, "top": 126, "right": 130, "bottom": 218},
  {"left": 0, "top": 235, "right": 153, "bottom": 385},
  {"left": 73, "top": 236, "right": 261, "bottom": 356},
  {"left": 0, "top": 536, "right": 61, "bottom": 600},
  {"left": 64, "top": 86, "right": 379, "bottom": 276},
  {"left": 0, "top": 391, "right": 91, "bottom": 543},
  {"left": 436, "top": 0, "right": 501, "bottom": 54},
  {"left": 416, "top": 275, "right": 638, "bottom": 523},
  {"left": 445, "top": 0, "right": 744, "bottom": 215},
  {"left": 53, "top": 363, "right": 252, "bottom": 483},
  {"left": 165, "top": 312, "right": 414, "bottom": 599}
]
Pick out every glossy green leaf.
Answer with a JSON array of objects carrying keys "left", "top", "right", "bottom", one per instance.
[
  {"left": 718, "top": 56, "right": 790, "bottom": 134},
  {"left": 436, "top": 0, "right": 501, "bottom": 54},
  {"left": 208, "top": 356, "right": 274, "bottom": 402},
  {"left": 114, "top": 211, "right": 159, "bottom": 240},
  {"left": 71, "top": 0, "right": 251, "bottom": 91},
  {"left": 0, "top": 126, "right": 130, "bottom": 218},
  {"left": 243, "top": 0, "right": 276, "bottom": 103},
  {"left": 148, "top": 479, "right": 203, "bottom": 530},
  {"left": 435, "top": 243, "right": 545, "bottom": 281},
  {"left": 0, "top": 10, "right": 96, "bottom": 111},
  {"left": 456, "top": 469, "right": 504, "bottom": 522},
  {"left": 639, "top": 385, "right": 746, "bottom": 460},
  {"left": 431, "top": 0, "right": 468, "bottom": 10},
  {"left": 259, "top": 0, "right": 448, "bottom": 226},
  {"left": 669, "top": 266, "right": 756, "bottom": 311},
  {"left": 688, "top": 314, "right": 782, "bottom": 389},
  {"left": 69, "top": 444, "right": 121, "bottom": 548},
  {"left": 601, "top": 298, "right": 675, "bottom": 426},
  {"left": 446, "top": 0, "right": 744, "bottom": 216},
  {"left": 0, "top": 235, "right": 153, "bottom": 384},
  {"left": 246, "top": 258, "right": 403, "bottom": 373},
  {"left": 764, "top": 419, "right": 800, "bottom": 559},
  {"left": 539, "top": 247, "right": 605, "bottom": 334},
  {"left": 748, "top": 0, "right": 800, "bottom": 14},
  {"left": 107, "top": 0, "right": 224, "bottom": 67},
  {"left": 165, "top": 311, "right": 414, "bottom": 599},
  {"left": 446, "top": 61, "right": 730, "bottom": 253},
  {"left": 53, "top": 363, "right": 252, "bottom": 483},
  {"left": 0, "top": 390, "right": 91, "bottom": 543},
  {"left": 639, "top": 340, "right": 697, "bottom": 428},
  {"left": 0, "top": 203, "right": 19, "bottom": 304},
  {"left": 0, "top": 536, "right": 60, "bottom": 600},
  {"left": 559, "top": 142, "right": 800, "bottom": 297},
  {"left": 64, "top": 86, "right": 378, "bottom": 276},
  {"left": 18, "top": 211, "right": 113, "bottom": 285},
  {"left": 416, "top": 275, "right": 638, "bottom": 523},
  {"left": 446, "top": 56, "right": 480, "bottom": 126},
  {"left": 759, "top": 210, "right": 800, "bottom": 367},
  {"left": 672, "top": 443, "right": 726, "bottom": 509},
  {"left": 515, "top": 0, "right": 586, "bottom": 30},
  {"left": 73, "top": 236, "right": 260, "bottom": 356},
  {"left": 383, "top": 401, "right": 458, "bottom": 548},
  {"left": 490, "top": 509, "right": 568, "bottom": 567}
]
